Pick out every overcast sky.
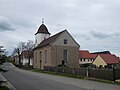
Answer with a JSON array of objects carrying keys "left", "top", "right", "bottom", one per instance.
[{"left": 0, "top": 0, "right": 120, "bottom": 56}]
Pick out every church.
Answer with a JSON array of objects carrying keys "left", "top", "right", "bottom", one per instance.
[{"left": 33, "top": 21, "right": 80, "bottom": 69}]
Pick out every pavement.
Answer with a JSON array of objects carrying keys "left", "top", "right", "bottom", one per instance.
[
  {"left": 0, "top": 72, "right": 17, "bottom": 90},
  {"left": 1, "top": 62, "right": 120, "bottom": 90},
  {"left": 0, "top": 62, "right": 17, "bottom": 90}
]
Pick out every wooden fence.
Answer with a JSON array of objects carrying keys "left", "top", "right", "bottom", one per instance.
[{"left": 44, "top": 66, "right": 120, "bottom": 81}]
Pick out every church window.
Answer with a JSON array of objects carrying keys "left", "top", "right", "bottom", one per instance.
[
  {"left": 63, "top": 50, "right": 68, "bottom": 63},
  {"left": 45, "top": 50, "right": 47, "bottom": 63},
  {"left": 64, "top": 39, "right": 67, "bottom": 44},
  {"left": 40, "top": 51, "right": 42, "bottom": 61},
  {"left": 35, "top": 52, "right": 37, "bottom": 63}
]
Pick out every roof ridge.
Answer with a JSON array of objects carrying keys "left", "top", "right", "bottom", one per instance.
[{"left": 34, "top": 30, "right": 66, "bottom": 49}]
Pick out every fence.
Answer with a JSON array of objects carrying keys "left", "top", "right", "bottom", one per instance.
[{"left": 44, "top": 66, "right": 120, "bottom": 81}]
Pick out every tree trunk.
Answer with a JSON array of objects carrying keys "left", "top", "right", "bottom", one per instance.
[
  {"left": 28, "top": 51, "right": 30, "bottom": 68},
  {"left": 19, "top": 55, "right": 21, "bottom": 68},
  {"left": 28, "top": 57, "right": 30, "bottom": 68}
]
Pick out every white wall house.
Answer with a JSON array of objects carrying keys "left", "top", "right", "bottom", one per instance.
[
  {"left": 21, "top": 50, "right": 33, "bottom": 66},
  {"left": 79, "top": 50, "right": 97, "bottom": 66},
  {"left": 22, "top": 58, "right": 33, "bottom": 66}
]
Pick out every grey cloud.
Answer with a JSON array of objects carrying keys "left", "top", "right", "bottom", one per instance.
[
  {"left": 0, "top": 0, "right": 120, "bottom": 56},
  {"left": 90, "top": 30, "right": 120, "bottom": 39},
  {"left": 72, "top": 33, "right": 91, "bottom": 41},
  {"left": 90, "top": 30, "right": 111, "bottom": 39},
  {"left": 10, "top": 17, "right": 35, "bottom": 28},
  {"left": 0, "top": 16, "right": 14, "bottom": 31}
]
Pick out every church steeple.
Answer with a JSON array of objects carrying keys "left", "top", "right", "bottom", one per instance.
[
  {"left": 35, "top": 19, "right": 51, "bottom": 47},
  {"left": 35, "top": 19, "right": 50, "bottom": 35}
]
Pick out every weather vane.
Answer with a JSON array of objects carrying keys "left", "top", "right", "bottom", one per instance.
[{"left": 42, "top": 18, "right": 44, "bottom": 24}]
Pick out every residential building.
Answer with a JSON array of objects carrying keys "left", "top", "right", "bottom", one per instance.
[
  {"left": 13, "top": 55, "right": 19, "bottom": 65},
  {"left": 33, "top": 23, "right": 80, "bottom": 69},
  {"left": 21, "top": 50, "right": 33, "bottom": 66},
  {"left": 79, "top": 50, "right": 97, "bottom": 67},
  {"left": 93, "top": 54, "right": 119, "bottom": 68}
]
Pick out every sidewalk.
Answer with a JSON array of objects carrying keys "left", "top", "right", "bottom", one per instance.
[{"left": 0, "top": 72, "right": 17, "bottom": 90}]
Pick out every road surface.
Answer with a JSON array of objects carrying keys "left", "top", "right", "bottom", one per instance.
[{"left": 1, "top": 62, "right": 120, "bottom": 90}]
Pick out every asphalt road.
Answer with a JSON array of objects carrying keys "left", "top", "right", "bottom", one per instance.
[{"left": 1, "top": 62, "right": 120, "bottom": 90}]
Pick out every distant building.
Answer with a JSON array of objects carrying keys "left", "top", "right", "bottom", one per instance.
[
  {"left": 21, "top": 50, "right": 33, "bottom": 66},
  {"left": 13, "top": 55, "right": 19, "bottom": 65},
  {"left": 93, "top": 54, "right": 119, "bottom": 68},
  {"left": 33, "top": 22, "right": 80, "bottom": 69},
  {"left": 79, "top": 50, "right": 97, "bottom": 67}
]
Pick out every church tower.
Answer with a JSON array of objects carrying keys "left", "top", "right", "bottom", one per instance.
[{"left": 35, "top": 19, "right": 50, "bottom": 47}]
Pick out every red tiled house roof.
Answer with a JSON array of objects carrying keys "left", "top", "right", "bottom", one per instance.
[
  {"left": 92, "top": 54, "right": 98, "bottom": 59},
  {"left": 99, "top": 54, "right": 119, "bottom": 64},
  {"left": 79, "top": 50, "right": 97, "bottom": 59}
]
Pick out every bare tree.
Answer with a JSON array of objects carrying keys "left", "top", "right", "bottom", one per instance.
[
  {"left": 13, "top": 42, "right": 26, "bottom": 68},
  {"left": 0, "top": 46, "right": 6, "bottom": 63},
  {"left": 0, "top": 46, "right": 4, "bottom": 54},
  {"left": 12, "top": 40, "right": 34, "bottom": 68},
  {"left": 25, "top": 40, "right": 34, "bottom": 68}
]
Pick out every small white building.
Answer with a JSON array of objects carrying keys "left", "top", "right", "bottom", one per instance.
[{"left": 21, "top": 50, "right": 33, "bottom": 66}]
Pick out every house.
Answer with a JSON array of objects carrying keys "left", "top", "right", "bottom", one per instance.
[
  {"left": 13, "top": 55, "right": 19, "bottom": 65},
  {"left": 79, "top": 50, "right": 97, "bottom": 67},
  {"left": 21, "top": 50, "right": 33, "bottom": 66},
  {"left": 33, "top": 22, "right": 80, "bottom": 69},
  {"left": 93, "top": 54, "right": 119, "bottom": 68}
]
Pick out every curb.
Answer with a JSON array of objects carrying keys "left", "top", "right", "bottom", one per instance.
[{"left": 0, "top": 73, "right": 17, "bottom": 90}]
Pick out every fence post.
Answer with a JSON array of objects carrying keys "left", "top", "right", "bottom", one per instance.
[
  {"left": 72, "top": 68, "right": 75, "bottom": 75},
  {"left": 86, "top": 67, "right": 89, "bottom": 77},
  {"left": 62, "top": 67, "right": 64, "bottom": 73},
  {"left": 113, "top": 66, "right": 116, "bottom": 82},
  {"left": 86, "top": 66, "right": 90, "bottom": 77}
]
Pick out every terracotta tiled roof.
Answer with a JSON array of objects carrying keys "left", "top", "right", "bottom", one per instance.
[
  {"left": 99, "top": 54, "right": 119, "bottom": 64},
  {"left": 34, "top": 30, "right": 65, "bottom": 49},
  {"left": 92, "top": 54, "right": 98, "bottom": 59},
  {"left": 79, "top": 50, "right": 97, "bottom": 59},
  {"left": 35, "top": 24, "right": 50, "bottom": 35}
]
